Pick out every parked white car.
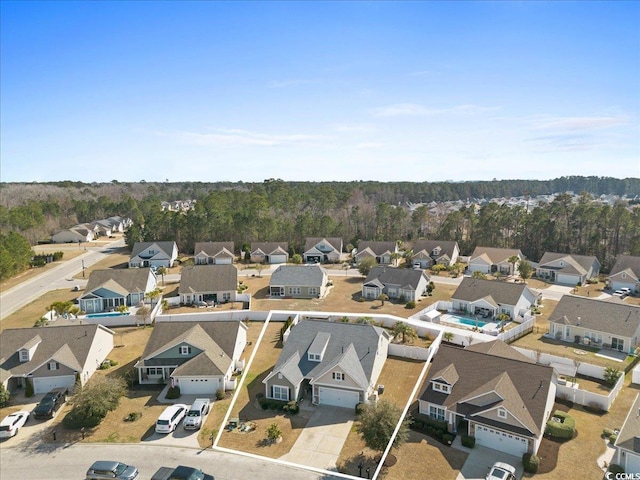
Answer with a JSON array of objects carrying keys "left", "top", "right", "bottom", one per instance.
[
  {"left": 0, "top": 411, "right": 29, "bottom": 438},
  {"left": 486, "top": 462, "right": 517, "bottom": 480},
  {"left": 613, "top": 290, "right": 628, "bottom": 298},
  {"left": 155, "top": 404, "right": 188, "bottom": 434}
]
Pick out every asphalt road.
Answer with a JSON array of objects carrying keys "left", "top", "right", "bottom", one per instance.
[
  {"left": 0, "top": 238, "right": 125, "bottom": 321},
  {"left": 0, "top": 442, "right": 340, "bottom": 480}
]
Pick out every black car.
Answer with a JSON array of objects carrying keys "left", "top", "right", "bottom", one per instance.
[{"left": 33, "top": 387, "right": 68, "bottom": 419}]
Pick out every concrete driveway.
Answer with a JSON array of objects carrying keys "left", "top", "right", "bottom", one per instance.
[
  {"left": 455, "top": 445, "right": 523, "bottom": 480},
  {"left": 280, "top": 406, "right": 354, "bottom": 470}
]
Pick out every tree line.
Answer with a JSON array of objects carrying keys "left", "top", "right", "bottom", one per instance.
[{"left": 0, "top": 177, "right": 638, "bottom": 281}]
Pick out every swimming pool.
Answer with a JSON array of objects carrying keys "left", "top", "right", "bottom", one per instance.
[
  {"left": 440, "top": 314, "right": 489, "bottom": 328},
  {"left": 85, "top": 311, "right": 131, "bottom": 318}
]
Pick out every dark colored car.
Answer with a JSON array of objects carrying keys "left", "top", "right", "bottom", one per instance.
[
  {"left": 151, "top": 465, "right": 214, "bottom": 480},
  {"left": 33, "top": 387, "right": 68, "bottom": 419}
]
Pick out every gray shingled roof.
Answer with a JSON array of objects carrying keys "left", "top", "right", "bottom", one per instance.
[
  {"left": 420, "top": 343, "right": 553, "bottom": 437},
  {"left": 0, "top": 324, "right": 112, "bottom": 379},
  {"left": 139, "top": 321, "right": 243, "bottom": 366},
  {"left": 412, "top": 240, "right": 458, "bottom": 260},
  {"left": 194, "top": 242, "right": 235, "bottom": 257},
  {"left": 364, "top": 266, "right": 429, "bottom": 290},
  {"left": 268, "top": 320, "right": 389, "bottom": 390},
  {"left": 304, "top": 237, "right": 343, "bottom": 253},
  {"left": 357, "top": 241, "right": 396, "bottom": 256},
  {"left": 538, "top": 252, "right": 599, "bottom": 275},
  {"left": 178, "top": 265, "right": 238, "bottom": 294},
  {"left": 470, "top": 246, "right": 523, "bottom": 263},
  {"left": 466, "top": 339, "right": 535, "bottom": 363},
  {"left": 251, "top": 242, "right": 288, "bottom": 255},
  {"left": 549, "top": 296, "right": 640, "bottom": 337},
  {"left": 610, "top": 255, "right": 640, "bottom": 278},
  {"left": 615, "top": 393, "right": 640, "bottom": 454},
  {"left": 270, "top": 265, "right": 327, "bottom": 287},
  {"left": 82, "top": 268, "right": 153, "bottom": 296},
  {"left": 130, "top": 241, "right": 177, "bottom": 258},
  {"left": 452, "top": 277, "right": 534, "bottom": 306}
]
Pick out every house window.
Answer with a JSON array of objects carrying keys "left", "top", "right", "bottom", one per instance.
[
  {"left": 148, "top": 249, "right": 156, "bottom": 255},
  {"left": 498, "top": 408, "right": 507, "bottom": 419},
  {"left": 222, "top": 292, "right": 231, "bottom": 302},
  {"left": 622, "top": 273, "right": 627, "bottom": 279},
  {"left": 309, "top": 287, "right": 318, "bottom": 296},
  {"left": 333, "top": 372, "right": 345, "bottom": 381},
  {"left": 289, "top": 287, "right": 301, "bottom": 295},
  {"left": 272, "top": 386, "right": 289, "bottom": 401},
  {"left": 48, "top": 361, "right": 59, "bottom": 371},
  {"left": 308, "top": 353, "right": 321, "bottom": 362},
  {"left": 19, "top": 350, "right": 29, "bottom": 362},
  {"left": 147, "top": 368, "right": 162, "bottom": 376},
  {"left": 429, "top": 405, "right": 446, "bottom": 422},
  {"left": 565, "top": 326, "right": 570, "bottom": 338},
  {"left": 433, "top": 382, "right": 450, "bottom": 393},
  {"left": 180, "top": 346, "right": 192, "bottom": 355}
]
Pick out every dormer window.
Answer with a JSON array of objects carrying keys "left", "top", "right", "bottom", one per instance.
[
  {"left": 179, "top": 346, "right": 191, "bottom": 355},
  {"left": 498, "top": 408, "right": 507, "bottom": 419},
  {"left": 432, "top": 247, "right": 441, "bottom": 256},
  {"left": 308, "top": 353, "right": 321, "bottom": 362},
  {"left": 433, "top": 382, "right": 451, "bottom": 394},
  {"left": 48, "top": 361, "right": 59, "bottom": 371},
  {"left": 333, "top": 372, "right": 345, "bottom": 381},
  {"left": 19, "top": 350, "right": 29, "bottom": 362}
]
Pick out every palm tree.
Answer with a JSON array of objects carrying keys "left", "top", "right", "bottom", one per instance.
[
  {"left": 137, "top": 305, "right": 151, "bottom": 328},
  {"left": 443, "top": 331, "right": 454, "bottom": 343},
  {"left": 507, "top": 255, "right": 520, "bottom": 276},
  {"left": 377, "top": 293, "right": 389, "bottom": 306},
  {"left": 393, "top": 322, "right": 418, "bottom": 344},
  {"left": 145, "top": 288, "right": 161, "bottom": 308},
  {"left": 156, "top": 266, "right": 167, "bottom": 286}
]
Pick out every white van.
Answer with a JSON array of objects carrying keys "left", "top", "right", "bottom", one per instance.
[
  {"left": 155, "top": 404, "right": 188, "bottom": 434},
  {"left": 183, "top": 398, "right": 211, "bottom": 430}
]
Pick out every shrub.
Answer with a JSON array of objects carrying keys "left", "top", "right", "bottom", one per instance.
[
  {"left": 442, "top": 433, "right": 454, "bottom": 444},
  {"left": 358, "top": 297, "right": 365, "bottom": 302},
  {"left": 34, "top": 317, "right": 49, "bottom": 327},
  {"left": 266, "top": 422, "right": 282, "bottom": 443},
  {"left": 609, "top": 434, "right": 618, "bottom": 445},
  {"left": 0, "top": 384, "right": 10, "bottom": 407},
  {"left": 405, "top": 300, "right": 416, "bottom": 309},
  {"left": 604, "top": 367, "right": 622, "bottom": 387},
  {"left": 355, "top": 402, "right": 365, "bottom": 415},
  {"left": 545, "top": 411, "right": 576, "bottom": 439},
  {"left": 410, "top": 418, "right": 424, "bottom": 431},
  {"left": 166, "top": 386, "right": 181, "bottom": 399},
  {"left": 398, "top": 295, "right": 406, "bottom": 303},
  {"left": 25, "top": 378, "right": 34, "bottom": 398},
  {"left": 125, "top": 412, "right": 141, "bottom": 422},
  {"left": 423, "top": 416, "right": 448, "bottom": 432},
  {"left": 283, "top": 401, "right": 299, "bottom": 414},
  {"left": 603, "top": 428, "right": 615, "bottom": 438},
  {"left": 522, "top": 453, "right": 540, "bottom": 474},
  {"left": 256, "top": 392, "right": 265, "bottom": 400},
  {"left": 461, "top": 435, "right": 475, "bottom": 448},
  {"left": 215, "top": 389, "right": 225, "bottom": 401}
]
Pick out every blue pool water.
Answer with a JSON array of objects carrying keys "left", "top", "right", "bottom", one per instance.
[
  {"left": 85, "top": 311, "right": 131, "bottom": 318},
  {"left": 441, "top": 314, "right": 488, "bottom": 328}
]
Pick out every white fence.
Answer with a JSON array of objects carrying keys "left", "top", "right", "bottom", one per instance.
[
  {"left": 633, "top": 364, "right": 640, "bottom": 385},
  {"left": 556, "top": 374, "right": 624, "bottom": 412},
  {"left": 512, "top": 347, "right": 608, "bottom": 379},
  {"left": 498, "top": 316, "right": 536, "bottom": 343},
  {"left": 388, "top": 344, "right": 432, "bottom": 360}
]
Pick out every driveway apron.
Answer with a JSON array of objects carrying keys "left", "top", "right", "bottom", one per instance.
[
  {"left": 455, "top": 445, "right": 523, "bottom": 480},
  {"left": 280, "top": 406, "right": 354, "bottom": 470}
]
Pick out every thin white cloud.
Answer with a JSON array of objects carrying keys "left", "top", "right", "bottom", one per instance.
[
  {"left": 268, "top": 79, "right": 321, "bottom": 88},
  {"left": 370, "top": 103, "right": 499, "bottom": 118},
  {"left": 532, "top": 115, "right": 629, "bottom": 131},
  {"left": 332, "top": 123, "right": 376, "bottom": 133},
  {"left": 174, "top": 128, "right": 330, "bottom": 147}
]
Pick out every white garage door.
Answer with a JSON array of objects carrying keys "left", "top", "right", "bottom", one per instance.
[
  {"left": 318, "top": 387, "right": 359, "bottom": 409},
  {"left": 178, "top": 377, "right": 219, "bottom": 395},
  {"left": 625, "top": 453, "right": 640, "bottom": 474},
  {"left": 215, "top": 258, "right": 232, "bottom": 265},
  {"left": 270, "top": 254, "right": 287, "bottom": 264},
  {"left": 33, "top": 376, "right": 75, "bottom": 394},
  {"left": 475, "top": 425, "right": 528, "bottom": 457}
]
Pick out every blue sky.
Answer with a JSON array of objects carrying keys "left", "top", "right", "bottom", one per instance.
[{"left": 1, "top": 1, "right": 638, "bottom": 183}]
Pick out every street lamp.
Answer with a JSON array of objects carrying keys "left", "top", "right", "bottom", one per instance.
[{"left": 82, "top": 259, "right": 85, "bottom": 278}]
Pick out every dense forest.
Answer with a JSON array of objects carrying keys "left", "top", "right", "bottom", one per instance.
[{"left": 0, "top": 176, "right": 639, "bottom": 281}]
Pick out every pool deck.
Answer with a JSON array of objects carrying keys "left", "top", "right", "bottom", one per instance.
[{"left": 439, "top": 313, "right": 502, "bottom": 335}]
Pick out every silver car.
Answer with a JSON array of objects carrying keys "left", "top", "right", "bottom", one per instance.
[
  {"left": 86, "top": 460, "right": 139, "bottom": 480},
  {"left": 183, "top": 398, "right": 211, "bottom": 430}
]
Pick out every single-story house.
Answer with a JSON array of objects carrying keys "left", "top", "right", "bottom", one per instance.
[
  {"left": 362, "top": 266, "right": 430, "bottom": 302},
  {"left": 412, "top": 240, "right": 460, "bottom": 269},
  {"left": 614, "top": 393, "right": 640, "bottom": 474},
  {"left": 129, "top": 241, "right": 178, "bottom": 268},
  {"left": 135, "top": 320, "right": 247, "bottom": 394},
  {"left": 451, "top": 277, "right": 538, "bottom": 321},
  {"left": 269, "top": 264, "right": 330, "bottom": 299},
  {"left": 263, "top": 320, "right": 390, "bottom": 409},
  {"left": 355, "top": 241, "right": 398, "bottom": 265},
  {"left": 103, "top": 216, "right": 132, "bottom": 233},
  {"left": 178, "top": 264, "right": 238, "bottom": 305},
  {"left": 193, "top": 242, "right": 235, "bottom": 265},
  {"left": 303, "top": 237, "right": 343, "bottom": 264},
  {"left": 0, "top": 324, "right": 114, "bottom": 394},
  {"left": 548, "top": 296, "right": 640, "bottom": 353},
  {"left": 536, "top": 252, "right": 600, "bottom": 286},
  {"left": 418, "top": 341, "right": 555, "bottom": 457},
  {"left": 609, "top": 255, "right": 640, "bottom": 294},
  {"left": 79, "top": 268, "right": 158, "bottom": 314},
  {"left": 90, "top": 221, "right": 112, "bottom": 237},
  {"left": 468, "top": 247, "right": 524, "bottom": 276},
  {"left": 51, "top": 226, "right": 95, "bottom": 244},
  {"left": 250, "top": 242, "right": 289, "bottom": 264}
]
